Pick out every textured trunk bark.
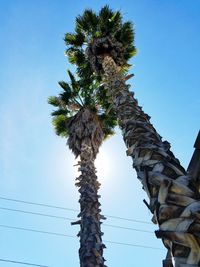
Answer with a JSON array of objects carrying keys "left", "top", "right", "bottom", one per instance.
[
  {"left": 101, "top": 55, "right": 200, "bottom": 267},
  {"left": 74, "top": 142, "right": 106, "bottom": 267},
  {"left": 68, "top": 108, "right": 106, "bottom": 267}
]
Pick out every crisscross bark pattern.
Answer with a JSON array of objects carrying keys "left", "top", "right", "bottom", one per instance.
[{"left": 101, "top": 56, "right": 200, "bottom": 267}]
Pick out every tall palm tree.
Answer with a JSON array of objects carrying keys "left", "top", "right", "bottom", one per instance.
[
  {"left": 48, "top": 71, "right": 117, "bottom": 267},
  {"left": 64, "top": 6, "right": 200, "bottom": 267}
]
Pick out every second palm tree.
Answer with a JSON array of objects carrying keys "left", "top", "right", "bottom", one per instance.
[{"left": 48, "top": 71, "right": 116, "bottom": 267}]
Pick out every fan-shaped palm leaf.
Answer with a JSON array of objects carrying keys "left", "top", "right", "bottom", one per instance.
[{"left": 64, "top": 5, "right": 136, "bottom": 75}]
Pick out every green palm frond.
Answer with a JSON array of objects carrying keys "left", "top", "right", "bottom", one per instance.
[
  {"left": 75, "top": 16, "right": 89, "bottom": 33},
  {"left": 57, "top": 80, "right": 77, "bottom": 106},
  {"left": 77, "top": 62, "right": 93, "bottom": 80},
  {"left": 51, "top": 109, "right": 70, "bottom": 116},
  {"left": 99, "top": 5, "right": 113, "bottom": 22},
  {"left": 64, "top": 32, "right": 85, "bottom": 47},
  {"left": 67, "top": 70, "right": 79, "bottom": 93},
  {"left": 65, "top": 47, "right": 85, "bottom": 65},
  {"left": 99, "top": 111, "right": 117, "bottom": 139},
  {"left": 117, "top": 21, "right": 134, "bottom": 45},
  {"left": 99, "top": 9, "right": 122, "bottom": 36},
  {"left": 52, "top": 115, "right": 69, "bottom": 137},
  {"left": 59, "top": 91, "right": 72, "bottom": 104},
  {"left": 108, "top": 11, "right": 122, "bottom": 33},
  {"left": 99, "top": 5, "right": 114, "bottom": 34},
  {"left": 49, "top": 72, "right": 82, "bottom": 132},
  {"left": 124, "top": 46, "right": 137, "bottom": 61},
  {"left": 64, "top": 5, "right": 136, "bottom": 75},
  {"left": 78, "top": 9, "right": 98, "bottom": 34},
  {"left": 48, "top": 96, "right": 60, "bottom": 107},
  {"left": 58, "top": 81, "right": 71, "bottom": 92},
  {"left": 75, "top": 9, "right": 98, "bottom": 36}
]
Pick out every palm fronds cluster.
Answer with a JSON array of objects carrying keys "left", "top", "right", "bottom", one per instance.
[
  {"left": 64, "top": 5, "right": 136, "bottom": 75},
  {"left": 48, "top": 70, "right": 117, "bottom": 141},
  {"left": 49, "top": 5, "right": 137, "bottom": 145}
]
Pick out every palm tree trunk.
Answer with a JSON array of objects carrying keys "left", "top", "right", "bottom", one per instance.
[
  {"left": 74, "top": 142, "right": 106, "bottom": 267},
  {"left": 69, "top": 108, "right": 106, "bottom": 267},
  {"left": 101, "top": 55, "right": 200, "bottom": 267}
]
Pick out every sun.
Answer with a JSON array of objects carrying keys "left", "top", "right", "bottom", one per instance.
[
  {"left": 95, "top": 147, "right": 112, "bottom": 183},
  {"left": 72, "top": 146, "right": 112, "bottom": 184}
]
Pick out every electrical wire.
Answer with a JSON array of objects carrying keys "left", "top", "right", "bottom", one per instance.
[
  {"left": 0, "top": 224, "right": 163, "bottom": 251},
  {"left": 0, "top": 206, "right": 154, "bottom": 234},
  {"left": 105, "top": 215, "right": 152, "bottom": 224},
  {"left": 0, "top": 197, "right": 77, "bottom": 211},
  {"left": 0, "top": 207, "right": 74, "bottom": 221},
  {"left": 105, "top": 240, "right": 163, "bottom": 250},
  {"left": 103, "top": 223, "right": 153, "bottom": 233},
  {"left": 0, "top": 196, "right": 153, "bottom": 225},
  {"left": 0, "top": 258, "right": 49, "bottom": 267},
  {"left": 0, "top": 224, "right": 75, "bottom": 238}
]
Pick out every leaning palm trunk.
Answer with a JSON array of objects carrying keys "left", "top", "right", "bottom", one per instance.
[
  {"left": 101, "top": 56, "right": 200, "bottom": 267},
  {"left": 68, "top": 108, "right": 106, "bottom": 267}
]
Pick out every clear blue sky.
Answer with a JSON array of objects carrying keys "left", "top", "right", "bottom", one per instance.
[{"left": 0, "top": 1, "right": 200, "bottom": 266}]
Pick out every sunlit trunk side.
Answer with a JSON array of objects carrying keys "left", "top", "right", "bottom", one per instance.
[
  {"left": 68, "top": 108, "right": 106, "bottom": 267},
  {"left": 101, "top": 56, "right": 200, "bottom": 267}
]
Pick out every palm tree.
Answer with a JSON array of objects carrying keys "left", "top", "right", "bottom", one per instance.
[
  {"left": 48, "top": 71, "right": 117, "bottom": 267},
  {"left": 64, "top": 6, "right": 200, "bottom": 267}
]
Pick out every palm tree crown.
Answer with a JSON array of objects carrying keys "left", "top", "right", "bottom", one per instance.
[
  {"left": 48, "top": 70, "right": 117, "bottom": 157},
  {"left": 64, "top": 5, "right": 136, "bottom": 75}
]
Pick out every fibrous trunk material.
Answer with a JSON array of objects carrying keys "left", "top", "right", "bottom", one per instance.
[
  {"left": 68, "top": 108, "right": 106, "bottom": 267},
  {"left": 75, "top": 143, "right": 106, "bottom": 267},
  {"left": 101, "top": 56, "right": 200, "bottom": 267}
]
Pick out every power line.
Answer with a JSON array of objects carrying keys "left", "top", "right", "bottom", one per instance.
[
  {"left": 0, "top": 196, "right": 153, "bottom": 225},
  {"left": 0, "top": 207, "right": 74, "bottom": 221},
  {"left": 0, "top": 197, "right": 77, "bottom": 211},
  {"left": 104, "top": 240, "right": 163, "bottom": 250},
  {"left": 0, "top": 206, "right": 153, "bottom": 234},
  {"left": 0, "top": 224, "right": 163, "bottom": 251},
  {"left": 103, "top": 223, "right": 153, "bottom": 233},
  {"left": 0, "top": 258, "right": 49, "bottom": 267},
  {"left": 105, "top": 215, "right": 152, "bottom": 224},
  {"left": 0, "top": 224, "right": 75, "bottom": 238}
]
